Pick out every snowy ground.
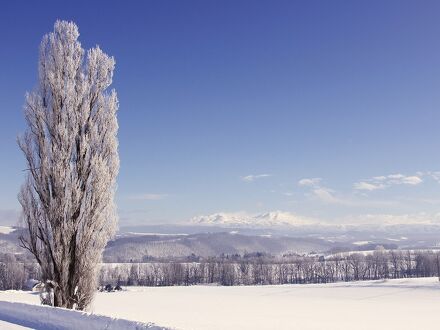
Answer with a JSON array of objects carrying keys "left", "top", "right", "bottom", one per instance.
[
  {"left": 1, "top": 278, "right": 440, "bottom": 329},
  {"left": 0, "top": 320, "right": 33, "bottom": 330},
  {"left": 0, "top": 298, "right": 166, "bottom": 329},
  {"left": 0, "top": 226, "right": 15, "bottom": 234}
]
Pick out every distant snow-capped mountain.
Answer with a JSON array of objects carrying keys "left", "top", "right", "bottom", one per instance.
[
  {"left": 191, "top": 211, "right": 440, "bottom": 229},
  {"left": 191, "top": 211, "right": 315, "bottom": 227}
]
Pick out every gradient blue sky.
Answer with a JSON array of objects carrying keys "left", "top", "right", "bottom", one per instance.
[{"left": 1, "top": 0, "right": 440, "bottom": 226}]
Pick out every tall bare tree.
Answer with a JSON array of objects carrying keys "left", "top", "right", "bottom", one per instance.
[{"left": 18, "top": 20, "right": 119, "bottom": 310}]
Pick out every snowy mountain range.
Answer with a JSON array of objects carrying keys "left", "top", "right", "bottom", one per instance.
[
  {"left": 191, "top": 211, "right": 315, "bottom": 227},
  {"left": 190, "top": 211, "right": 440, "bottom": 230}
]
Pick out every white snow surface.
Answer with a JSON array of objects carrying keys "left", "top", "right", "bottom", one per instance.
[
  {"left": 352, "top": 240, "right": 371, "bottom": 245},
  {"left": 0, "top": 226, "right": 15, "bottom": 234},
  {"left": 0, "top": 293, "right": 167, "bottom": 330},
  {"left": 0, "top": 319, "right": 32, "bottom": 329},
  {"left": 1, "top": 278, "right": 440, "bottom": 329}
]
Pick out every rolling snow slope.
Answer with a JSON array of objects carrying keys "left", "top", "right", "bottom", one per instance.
[
  {"left": 0, "top": 293, "right": 167, "bottom": 330},
  {"left": 0, "top": 320, "right": 32, "bottom": 330},
  {"left": 104, "top": 232, "right": 333, "bottom": 260},
  {"left": 1, "top": 278, "right": 440, "bottom": 330}
]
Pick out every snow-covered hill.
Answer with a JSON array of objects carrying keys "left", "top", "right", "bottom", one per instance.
[
  {"left": 191, "top": 211, "right": 315, "bottom": 227},
  {"left": 1, "top": 278, "right": 440, "bottom": 330},
  {"left": 104, "top": 232, "right": 332, "bottom": 261},
  {"left": 0, "top": 299, "right": 166, "bottom": 329}
]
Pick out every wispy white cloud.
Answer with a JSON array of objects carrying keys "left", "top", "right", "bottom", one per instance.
[
  {"left": 387, "top": 174, "right": 422, "bottom": 185},
  {"left": 241, "top": 174, "right": 272, "bottom": 182},
  {"left": 353, "top": 173, "right": 423, "bottom": 191},
  {"left": 426, "top": 171, "right": 440, "bottom": 183},
  {"left": 299, "top": 179, "right": 350, "bottom": 205},
  {"left": 311, "top": 187, "right": 342, "bottom": 204},
  {"left": 298, "top": 177, "right": 321, "bottom": 187},
  {"left": 128, "top": 193, "right": 168, "bottom": 201},
  {"left": 353, "top": 181, "right": 386, "bottom": 191},
  {"left": 298, "top": 178, "right": 341, "bottom": 204},
  {"left": 299, "top": 178, "right": 398, "bottom": 207}
]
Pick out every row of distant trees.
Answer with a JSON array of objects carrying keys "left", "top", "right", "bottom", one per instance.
[
  {"left": 2, "top": 249, "right": 440, "bottom": 290},
  {"left": 100, "top": 249, "right": 440, "bottom": 287},
  {"left": 0, "top": 253, "right": 40, "bottom": 290}
]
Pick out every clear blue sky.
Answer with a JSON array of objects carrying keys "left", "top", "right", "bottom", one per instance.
[{"left": 1, "top": 0, "right": 440, "bottom": 226}]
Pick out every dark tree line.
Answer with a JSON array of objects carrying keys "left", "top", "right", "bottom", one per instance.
[
  {"left": 2, "top": 249, "right": 440, "bottom": 290},
  {"left": 0, "top": 253, "right": 40, "bottom": 290},
  {"left": 99, "top": 249, "right": 440, "bottom": 287}
]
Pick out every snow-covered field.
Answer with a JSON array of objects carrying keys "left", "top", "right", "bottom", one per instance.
[
  {"left": 0, "top": 226, "right": 15, "bottom": 234},
  {"left": 1, "top": 278, "right": 439, "bottom": 330},
  {"left": 0, "top": 319, "right": 33, "bottom": 330}
]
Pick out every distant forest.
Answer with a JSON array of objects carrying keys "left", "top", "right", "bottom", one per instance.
[{"left": 2, "top": 249, "right": 440, "bottom": 290}]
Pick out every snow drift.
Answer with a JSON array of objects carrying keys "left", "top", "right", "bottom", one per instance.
[{"left": 0, "top": 301, "right": 167, "bottom": 330}]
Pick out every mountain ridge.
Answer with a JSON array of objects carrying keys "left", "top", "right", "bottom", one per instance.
[{"left": 191, "top": 211, "right": 315, "bottom": 227}]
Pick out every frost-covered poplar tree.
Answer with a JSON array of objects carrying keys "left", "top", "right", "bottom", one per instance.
[{"left": 18, "top": 21, "right": 119, "bottom": 310}]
